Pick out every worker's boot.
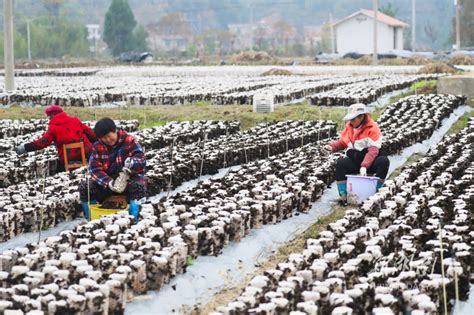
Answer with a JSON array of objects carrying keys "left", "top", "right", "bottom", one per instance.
[
  {"left": 129, "top": 200, "right": 140, "bottom": 222},
  {"left": 80, "top": 200, "right": 96, "bottom": 221},
  {"left": 376, "top": 180, "right": 384, "bottom": 191},
  {"left": 337, "top": 182, "right": 347, "bottom": 206}
]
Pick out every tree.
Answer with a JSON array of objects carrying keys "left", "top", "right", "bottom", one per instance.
[
  {"left": 132, "top": 26, "right": 149, "bottom": 52},
  {"left": 0, "top": 30, "right": 28, "bottom": 61},
  {"left": 316, "top": 22, "right": 332, "bottom": 54},
  {"left": 459, "top": 0, "right": 474, "bottom": 47},
  {"left": 156, "top": 13, "right": 192, "bottom": 36},
  {"left": 273, "top": 20, "right": 294, "bottom": 55},
  {"left": 103, "top": 0, "right": 148, "bottom": 56},
  {"left": 5, "top": 16, "right": 89, "bottom": 60},
  {"left": 380, "top": 2, "right": 398, "bottom": 18},
  {"left": 254, "top": 25, "right": 267, "bottom": 51},
  {"left": 424, "top": 22, "right": 438, "bottom": 46},
  {"left": 43, "top": 0, "right": 64, "bottom": 17}
]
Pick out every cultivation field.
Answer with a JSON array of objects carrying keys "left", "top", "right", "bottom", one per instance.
[
  {"left": 0, "top": 66, "right": 434, "bottom": 107},
  {"left": 213, "top": 118, "right": 474, "bottom": 315},
  {"left": 0, "top": 65, "right": 472, "bottom": 314}
]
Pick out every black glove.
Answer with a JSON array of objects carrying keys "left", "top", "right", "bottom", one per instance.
[{"left": 15, "top": 144, "right": 27, "bottom": 155}]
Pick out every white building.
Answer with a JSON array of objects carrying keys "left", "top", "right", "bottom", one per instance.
[
  {"left": 86, "top": 24, "right": 100, "bottom": 54},
  {"left": 333, "top": 9, "right": 407, "bottom": 55},
  {"left": 86, "top": 24, "right": 100, "bottom": 41}
]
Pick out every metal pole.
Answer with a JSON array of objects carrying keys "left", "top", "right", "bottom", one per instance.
[
  {"left": 411, "top": 0, "right": 416, "bottom": 51},
  {"left": 198, "top": 13, "right": 202, "bottom": 33},
  {"left": 249, "top": 1, "right": 254, "bottom": 50},
  {"left": 373, "top": 0, "right": 378, "bottom": 66},
  {"left": 330, "top": 13, "right": 335, "bottom": 54},
  {"left": 4, "top": 0, "right": 15, "bottom": 91},
  {"left": 455, "top": 0, "right": 461, "bottom": 50},
  {"left": 27, "top": 21, "right": 32, "bottom": 61},
  {"left": 94, "top": 35, "right": 98, "bottom": 58}
]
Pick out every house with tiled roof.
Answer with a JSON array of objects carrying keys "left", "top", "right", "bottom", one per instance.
[{"left": 332, "top": 9, "right": 408, "bottom": 55}]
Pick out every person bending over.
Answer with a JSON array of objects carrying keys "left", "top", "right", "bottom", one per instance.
[
  {"left": 15, "top": 105, "right": 97, "bottom": 170},
  {"left": 325, "top": 103, "right": 389, "bottom": 202}
]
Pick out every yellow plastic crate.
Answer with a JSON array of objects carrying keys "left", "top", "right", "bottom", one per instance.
[{"left": 89, "top": 195, "right": 129, "bottom": 220}]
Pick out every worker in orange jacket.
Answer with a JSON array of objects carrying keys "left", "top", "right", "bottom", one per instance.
[{"left": 325, "top": 103, "right": 389, "bottom": 201}]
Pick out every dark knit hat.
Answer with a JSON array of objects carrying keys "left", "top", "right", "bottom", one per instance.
[
  {"left": 45, "top": 105, "right": 63, "bottom": 117},
  {"left": 94, "top": 118, "right": 117, "bottom": 138}
]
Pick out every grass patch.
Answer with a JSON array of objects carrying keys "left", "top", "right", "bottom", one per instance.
[
  {"left": 277, "top": 204, "right": 348, "bottom": 257},
  {"left": 447, "top": 109, "right": 474, "bottom": 135},
  {"left": 370, "top": 105, "right": 387, "bottom": 121},
  {"left": 388, "top": 79, "right": 438, "bottom": 104},
  {"left": 388, "top": 153, "right": 425, "bottom": 179},
  {"left": 0, "top": 101, "right": 347, "bottom": 131},
  {"left": 410, "top": 79, "right": 437, "bottom": 93}
]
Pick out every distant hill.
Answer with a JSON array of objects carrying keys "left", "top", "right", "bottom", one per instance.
[{"left": 7, "top": 0, "right": 455, "bottom": 50}]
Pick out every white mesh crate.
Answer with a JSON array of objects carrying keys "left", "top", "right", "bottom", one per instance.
[{"left": 253, "top": 94, "right": 274, "bottom": 113}]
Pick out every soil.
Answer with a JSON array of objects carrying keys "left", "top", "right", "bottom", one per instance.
[{"left": 99, "top": 201, "right": 127, "bottom": 209}]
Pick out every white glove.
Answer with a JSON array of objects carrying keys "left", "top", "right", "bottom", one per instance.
[
  {"left": 360, "top": 167, "right": 367, "bottom": 176},
  {"left": 15, "top": 144, "right": 26, "bottom": 155},
  {"left": 124, "top": 157, "right": 134, "bottom": 169},
  {"left": 323, "top": 144, "right": 333, "bottom": 152},
  {"left": 108, "top": 180, "right": 121, "bottom": 193}
]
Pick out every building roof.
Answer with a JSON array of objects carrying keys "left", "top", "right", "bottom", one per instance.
[{"left": 333, "top": 9, "right": 408, "bottom": 28}]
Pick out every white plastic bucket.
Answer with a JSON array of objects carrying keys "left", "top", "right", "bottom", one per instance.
[{"left": 346, "top": 175, "right": 379, "bottom": 205}]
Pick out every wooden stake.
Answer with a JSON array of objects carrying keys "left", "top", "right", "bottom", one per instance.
[
  {"left": 454, "top": 261, "right": 460, "bottom": 315},
  {"left": 37, "top": 170, "right": 47, "bottom": 243},
  {"left": 166, "top": 138, "right": 176, "bottom": 198}
]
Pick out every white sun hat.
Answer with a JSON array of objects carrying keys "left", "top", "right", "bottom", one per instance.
[{"left": 343, "top": 103, "right": 368, "bottom": 121}]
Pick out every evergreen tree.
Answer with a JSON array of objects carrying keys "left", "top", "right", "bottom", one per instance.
[
  {"left": 104, "top": 0, "right": 148, "bottom": 56},
  {"left": 132, "top": 26, "right": 150, "bottom": 52},
  {"left": 380, "top": 2, "right": 398, "bottom": 17}
]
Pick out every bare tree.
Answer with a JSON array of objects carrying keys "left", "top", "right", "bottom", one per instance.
[
  {"left": 317, "top": 23, "right": 333, "bottom": 53},
  {"left": 273, "top": 20, "right": 293, "bottom": 54},
  {"left": 254, "top": 25, "right": 267, "bottom": 51},
  {"left": 43, "top": 0, "right": 64, "bottom": 17},
  {"left": 156, "top": 12, "right": 192, "bottom": 36},
  {"left": 424, "top": 22, "right": 438, "bottom": 45}
]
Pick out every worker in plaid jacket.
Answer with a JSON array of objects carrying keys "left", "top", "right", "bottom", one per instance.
[{"left": 79, "top": 117, "right": 146, "bottom": 221}]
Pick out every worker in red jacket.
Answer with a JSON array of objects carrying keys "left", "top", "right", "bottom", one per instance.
[
  {"left": 15, "top": 106, "right": 97, "bottom": 170},
  {"left": 325, "top": 103, "right": 389, "bottom": 202}
]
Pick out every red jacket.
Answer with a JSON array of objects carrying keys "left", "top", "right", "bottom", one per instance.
[
  {"left": 25, "top": 112, "right": 97, "bottom": 164},
  {"left": 329, "top": 115, "right": 383, "bottom": 169}
]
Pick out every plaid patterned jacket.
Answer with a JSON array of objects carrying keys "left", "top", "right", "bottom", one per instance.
[{"left": 89, "top": 129, "right": 146, "bottom": 188}]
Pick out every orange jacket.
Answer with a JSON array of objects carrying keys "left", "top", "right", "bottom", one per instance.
[{"left": 330, "top": 114, "right": 383, "bottom": 168}]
